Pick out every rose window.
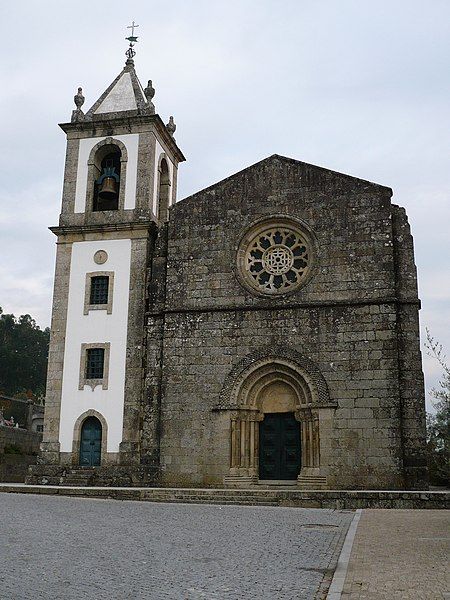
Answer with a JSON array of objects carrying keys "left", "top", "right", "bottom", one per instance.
[
  {"left": 263, "top": 245, "right": 294, "bottom": 274},
  {"left": 237, "top": 220, "right": 314, "bottom": 295}
]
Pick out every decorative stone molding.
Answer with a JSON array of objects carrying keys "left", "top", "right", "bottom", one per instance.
[
  {"left": 236, "top": 215, "right": 318, "bottom": 297},
  {"left": 166, "top": 116, "right": 176, "bottom": 138},
  {"left": 83, "top": 271, "right": 115, "bottom": 315},
  {"left": 78, "top": 342, "right": 111, "bottom": 391},
  {"left": 217, "top": 348, "right": 334, "bottom": 486},
  {"left": 71, "top": 409, "right": 108, "bottom": 466},
  {"left": 143, "top": 80, "right": 156, "bottom": 114},
  {"left": 94, "top": 250, "right": 108, "bottom": 265},
  {"left": 71, "top": 87, "right": 85, "bottom": 122},
  {"left": 216, "top": 346, "right": 332, "bottom": 410}
]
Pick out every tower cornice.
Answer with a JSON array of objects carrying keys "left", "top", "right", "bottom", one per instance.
[
  {"left": 50, "top": 220, "right": 157, "bottom": 238},
  {"left": 59, "top": 114, "right": 186, "bottom": 163}
]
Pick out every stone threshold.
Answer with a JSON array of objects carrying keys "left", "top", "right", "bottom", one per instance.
[
  {"left": 257, "top": 480, "right": 298, "bottom": 487},
  {"left": 0, "top": 484, "right": 448, "bottom": 509}
]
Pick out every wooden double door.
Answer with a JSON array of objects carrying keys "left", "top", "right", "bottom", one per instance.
[{"left": 259, "top": 412, "right": 301, "bottom": 480}]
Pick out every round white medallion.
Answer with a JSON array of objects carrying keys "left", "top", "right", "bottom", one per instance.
[{"left": 94, "top": 250, "right": 108, "bottom": 265}]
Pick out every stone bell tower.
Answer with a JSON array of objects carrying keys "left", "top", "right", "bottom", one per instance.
[{"left": 32, "top": 37, "right": 185, "bottom": 483}]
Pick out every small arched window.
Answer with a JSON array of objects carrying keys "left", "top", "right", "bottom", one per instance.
[
  {"left": 93, "top": 145, "right": 121, "bottom": 211},
  {"left": 157, "top": 158, "right": 171, "bottom": 222}
]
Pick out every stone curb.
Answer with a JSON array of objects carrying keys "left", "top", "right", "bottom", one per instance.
[{"left": 326, "top": 509, "right": 363, "bottom": 599}]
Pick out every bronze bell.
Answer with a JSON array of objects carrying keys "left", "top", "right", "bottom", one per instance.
[{"left": 98, "top": 176, "right": 118, "bottom": 200}]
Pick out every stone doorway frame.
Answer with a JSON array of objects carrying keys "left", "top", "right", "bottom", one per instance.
[
  {"left": 71, "top": 409, "right": 108, "bottom": 467},
  {"left": 215, "top": 348, "right": 336, "bottom": 488}
]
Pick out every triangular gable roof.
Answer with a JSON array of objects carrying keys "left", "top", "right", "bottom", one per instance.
[
  {"left": 95, "top": 71, "right": 138, "bottom": 113},
  {"left": 85, "top": 62, "right": 149, "bottom": 118},
  {"left": 178, "top": 154, "right": 392, "bottom": 207}
]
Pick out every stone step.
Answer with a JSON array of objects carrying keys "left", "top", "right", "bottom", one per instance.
[
  {"left": 145, "top": 489, "right": 274, "bottom": 495},
  {"left": 64, "top": 481, "right": 95, "bottom": 486},
  {"left": 141, "top": 497, "right": 279, "bottom": 506},
  {"left": 151, "top": 494, "right": 277, "bottom": 501},
  {"left": 45, "top": 486, "right": 282, "bottom": 505},
  {"left": 2, "top": 485, "right": 448, "bottom": 509},
  {"left": 62, "top": 473, "right": 98, "bottom": 485},
  {"left": 297, "top": 475, "right": 328, "bottom": 490},
  {"left": 145, "top": 496, "right": 279, "bottom": 504},
  {"left": 66, "top": 470, "right": 97, "bottom": 475}
]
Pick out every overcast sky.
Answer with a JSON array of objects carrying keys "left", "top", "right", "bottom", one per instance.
[{"left": 0, "top": 1, "right": 448, "bottom": 410}]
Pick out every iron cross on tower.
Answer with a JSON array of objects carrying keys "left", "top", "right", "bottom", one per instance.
[{"left": 125, "top": 20, "right": 139, "bottom": 61}]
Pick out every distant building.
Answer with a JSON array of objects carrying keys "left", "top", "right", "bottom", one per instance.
[{"left": 30, "top": 54, "right": 428, "bottom": 489}]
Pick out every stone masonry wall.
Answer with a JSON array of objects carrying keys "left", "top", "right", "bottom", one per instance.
[
  {"left": 392, "top": 205, "right": 428, "bottom": 487},
  {"left": 164, "top": 156, "right": 395, "bottom": 310},
  {"left": 0, "top": 428, "right": 42, "bottom": 483},
  {"left": 146, "top": 155, "right": 427, "bottom": 489},
  {"left": 156, "top": 305, "right": 403, "bottom": 488},
  {"left": 0, "top": 428, "right": 42, "bottom": 455}
]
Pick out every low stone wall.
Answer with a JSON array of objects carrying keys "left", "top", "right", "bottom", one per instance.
[
  {"left": 0, "top": 427, "right": 42, "bottom": 454},
  {"left": 26, "top": 464, "right": 159, "bottom": 487},
  {"left": 0, "top": 427, "right": 42, "bottom": 482},
  {"left": 0, "top": 455, "right": 39, "bottom": 483}
]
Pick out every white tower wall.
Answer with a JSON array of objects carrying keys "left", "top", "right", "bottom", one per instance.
[{"left": 59, "top": 239, "right": 131, "bottom": 453}]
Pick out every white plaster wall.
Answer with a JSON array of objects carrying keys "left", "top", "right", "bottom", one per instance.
[
  {"left": 74, "top": 134, "right": 139, "bottom": 212},
  {"left": 153, "top": 139, "right": 175, "bottom": 216},
  {"left": 59, "top": 239, "right": 131, "bottom": 453}
]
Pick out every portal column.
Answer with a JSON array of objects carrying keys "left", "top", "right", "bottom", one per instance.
[
  {"left": 225, "top": 409, "right": 260, "bottom": 485},
  {"left": 296, "top": 407, "right": 328, "bottom": 489}
]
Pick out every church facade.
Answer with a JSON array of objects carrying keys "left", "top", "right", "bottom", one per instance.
[{"left": 30, "top": 57, "right": 428, "bottom": 490}]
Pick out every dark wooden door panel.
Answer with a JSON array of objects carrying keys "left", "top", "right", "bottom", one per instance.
[
  {"left": 259, "top": 413, "right": 301, "bottom": 480},
  {"left": 79, "top": 417, "right": 102, "bottom": 466}
]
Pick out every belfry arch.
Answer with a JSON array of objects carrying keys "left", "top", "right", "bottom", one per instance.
[
  {"left": 216, "top": 349, "right": 336, "bottom": 488},
  {"left": 85, "top": 137, "right": 129, "bottom": 213},
  {"left": 157, "top": 155, "right": 171, "bottom": 222}
]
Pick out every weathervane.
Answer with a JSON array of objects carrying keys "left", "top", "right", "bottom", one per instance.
[{"left": 125, "top": 20, "right": 139, "bottom": 62}]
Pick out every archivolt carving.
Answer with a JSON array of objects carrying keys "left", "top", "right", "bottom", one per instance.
[
  {"left": 216, "top": 347, "right": 332, "bottom": 410},
  {"left": 221, "top": 348, "right": 331, "bottom": 480}
]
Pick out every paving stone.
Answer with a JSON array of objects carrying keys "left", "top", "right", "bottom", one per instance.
[
  {"left": 0, "top": 494, "right": 353, "bottom": 600},
  {"left": 341, "top": 509, "right": 450, "bottom": 599}
]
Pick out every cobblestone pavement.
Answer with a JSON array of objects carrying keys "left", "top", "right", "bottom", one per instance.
[
  {"left": 341, "top": 509, "right": 450, "bottom": 599},
  {"left": 0, "top": 494, "right": 353, "bottom": 600}
]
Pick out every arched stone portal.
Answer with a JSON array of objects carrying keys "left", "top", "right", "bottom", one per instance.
[
  {"left": 71, "top": 410, "right": 108, "bottom": 467},
  {"left": 216, "top": 349, "right": 336, "bottom": 488}
]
